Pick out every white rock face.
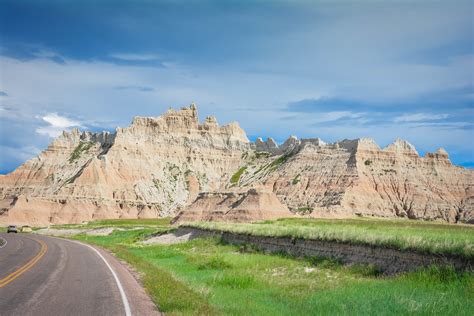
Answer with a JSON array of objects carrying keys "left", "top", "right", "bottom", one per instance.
[{"left": 0, "top": 103, "right": 473, "bottom": 225}]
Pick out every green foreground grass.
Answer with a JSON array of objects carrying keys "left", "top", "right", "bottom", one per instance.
[
  {"left": 187, "top": 217, "right": 474, "bottom": 259},
  {"left": 65, "top": 217, "right": 474, "bottom": 315}
]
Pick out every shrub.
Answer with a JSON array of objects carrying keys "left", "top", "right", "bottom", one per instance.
[
  {"left": 292, "top": 174, "right": 300, "bottom": 185},
  {"left": 255, "top": 151, "right": 271, "bottom": 159},
  {"left": 197, "top": 256, "right": 232, "bottom": 270},
  {"left": 295, "top": 206, "right": 313, "bottom": 215}
]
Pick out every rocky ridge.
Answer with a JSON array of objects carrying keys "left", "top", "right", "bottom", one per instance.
[
  {"left": 0, "top": 103, "right": 472, "bottom": 224},
  {"left": 223, "top": 136, "right": 473, "bottom": 223},
  {"left": 0, "top": 104, "right": 250, "bottom": 225}
]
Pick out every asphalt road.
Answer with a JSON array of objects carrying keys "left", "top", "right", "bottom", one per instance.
[{"left": 0, "top": 233, "right": 159, "bottom": 315}]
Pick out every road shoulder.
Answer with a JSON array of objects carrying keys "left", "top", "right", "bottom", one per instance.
[{"left": 71, "top": 239, "right": 161, "bottom": 316}]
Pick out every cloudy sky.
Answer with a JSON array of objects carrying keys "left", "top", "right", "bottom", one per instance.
[{"left": 0, "top": 0, "right": 473, "bottom": 173}]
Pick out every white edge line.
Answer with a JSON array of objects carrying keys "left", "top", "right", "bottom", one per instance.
[
  {"left": 73, "top": 241, "right": 132, "bottom": 316},
  {"left": 0, "top": 237, "right": 7, "bottom": 248}
]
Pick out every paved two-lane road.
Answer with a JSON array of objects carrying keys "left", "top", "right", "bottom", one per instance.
[{"left": 0, "top": 233, "right": 159, "bottom": 315}]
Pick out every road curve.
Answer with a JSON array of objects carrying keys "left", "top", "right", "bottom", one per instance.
[{"left": 0, "top": 233, "right": 159, "bottom": 315}]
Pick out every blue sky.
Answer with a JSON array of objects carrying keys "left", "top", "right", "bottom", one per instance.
[{"left": 0, "top": 0, "right": 473, "bottom": 173}]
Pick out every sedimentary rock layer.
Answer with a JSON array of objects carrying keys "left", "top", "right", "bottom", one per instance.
[{"left": 173, "top": 188, "right": 293, "bottom": 223}]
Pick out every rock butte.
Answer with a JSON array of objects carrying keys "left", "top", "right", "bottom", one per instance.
[{"left": 0, "top": 103, "right": 472, "bottom": 225}]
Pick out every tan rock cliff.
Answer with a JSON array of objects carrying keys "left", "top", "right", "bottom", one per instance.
[
  {"left": 0, "top": 103, "right": 250, "bottom": 225},
  {"left": 231, "top": 137, "right": 473, "bottom": 223}
]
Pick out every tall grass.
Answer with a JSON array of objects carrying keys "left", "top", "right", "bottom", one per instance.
[{"left": 185, "top": 217, "right": 474, "bottom": 258}]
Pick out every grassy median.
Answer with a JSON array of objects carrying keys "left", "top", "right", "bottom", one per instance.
[{"left": 59, "top": 217, "right": 474, "bottom": 315}]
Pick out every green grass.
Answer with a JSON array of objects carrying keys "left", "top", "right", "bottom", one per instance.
[
  {"left": 186, "top": 217, "right": 474, "bottom": 259},
  {"left": 268, "top": 152, "right": 292, "bottom": 171},
  {"left": 70, "top": 226, "right": 474, "bottom": 315},
  {"left": 68, "top": 141, "right": 96, "bottom": 163},
  {"left": 230, "top": 166, "right": 247, "bottom": 184}
]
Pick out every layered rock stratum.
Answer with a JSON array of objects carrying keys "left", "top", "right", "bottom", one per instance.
[
  {"left": 173, "top": 188, "right": 293, "bottom": 224},
  {"left": 0, "top": 103, "right": 472, "bottom": 225}
]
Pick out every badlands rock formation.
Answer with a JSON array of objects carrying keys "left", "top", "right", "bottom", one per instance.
[
  {"left": 173, "top": 188, "right": 293, "bottom": 223},
  {"left": 0, "top": 104, "right": 249, "bottom": 225},
  {"left": 228, "top": 137, "right": 473, "bottom": 223},
  {"left": 0, "top": 103, "right": 473, "bottom": 225}
]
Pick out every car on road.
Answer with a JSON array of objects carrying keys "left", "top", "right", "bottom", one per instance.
[{"left": 7, "top": 225, "right": 18, "bottom": 233}]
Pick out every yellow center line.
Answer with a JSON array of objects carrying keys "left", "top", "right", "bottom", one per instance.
[{"left": 0, "top": 237, "right": 48, "bottom": 288}]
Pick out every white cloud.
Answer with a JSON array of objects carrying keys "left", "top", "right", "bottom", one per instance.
[
  {"left": 109, "top": 53, "right": 161, "bottom": 61},
  {"left": 394, "top": 113, "right": 449, "bottom": 123},
  {"left": 36, "top": 113, "right": 83, "bottom": 137},
  {"left": 405, "top": 121, "right": 472, "bottom": 129},
  {"left": 313, "top": 111, "right": 364, "bottom": 123}
]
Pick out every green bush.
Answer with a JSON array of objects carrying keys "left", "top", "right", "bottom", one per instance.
[{"left": 196, "top": 256, "right": 233, "bottom": 270}]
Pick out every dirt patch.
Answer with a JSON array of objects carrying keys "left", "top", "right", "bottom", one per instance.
[
  {"left": 35, "top": 228, "right": 86, "bottom": 236},
  {"left": 143, "top": 228, "right": 209, "bottom": 245},
  {"left": 178, "top": 227, "right": 473, "bottom": 275},
  {"left": 86, "top": 227, "right": 115, "bottom": 236},
  {"left": 36, "top": 227, "right": 117, "bottom": 237}
]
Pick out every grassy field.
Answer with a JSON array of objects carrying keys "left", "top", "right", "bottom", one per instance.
[
  {"left": 187, "top": 217, "right": 474, "bottom": 258},
  {"left": 63, "top": 217, "right": 474, "bottom": 315}
]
